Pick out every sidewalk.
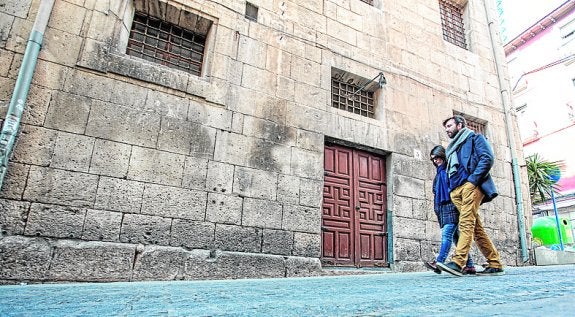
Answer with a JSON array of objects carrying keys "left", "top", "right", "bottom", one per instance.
[{"left": 1, "top": 264, "right": 575, "bottom": 316}]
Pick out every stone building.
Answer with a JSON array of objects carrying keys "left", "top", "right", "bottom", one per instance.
[{"left": 0, "top": 0, "right": 531, "bottom": 283}]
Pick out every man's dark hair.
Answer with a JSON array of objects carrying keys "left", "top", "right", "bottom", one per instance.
[{"left": 442, "top": 114, "right": 467, "bottom": 128}]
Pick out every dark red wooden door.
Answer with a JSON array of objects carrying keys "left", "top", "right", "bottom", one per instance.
[{"left": 322, "top": 144, "right": 388, "bottom": 267}]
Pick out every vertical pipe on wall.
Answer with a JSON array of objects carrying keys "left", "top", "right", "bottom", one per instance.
[
  {"left": 483, "top": 0, "right": 529, "bottom": 262},
  {"left": 0, "top": 0, "right": 55, "bottom": 188}
]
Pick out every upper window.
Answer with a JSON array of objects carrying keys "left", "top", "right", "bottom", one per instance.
[
  {"left": 359, "top": 0, "right": 374, "bottom": 5},
  {"left": 245, "top": 2, "right": 259, "bottom": 21},
  {"left": 77, "top": 0, "right": 219, "bottom": 98},
  {"left": 331, "top": 71, "right": 377, "bottom": 119},
  {"left": 439, "top": 0, "right": 467, "bottom": 49},
  {"left": 127, "top": 10, "right": 213, "bottom": 76}
]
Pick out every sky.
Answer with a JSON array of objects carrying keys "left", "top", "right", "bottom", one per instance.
[{"left": 500, "top": 0, "right": 567, "bottom": 42}]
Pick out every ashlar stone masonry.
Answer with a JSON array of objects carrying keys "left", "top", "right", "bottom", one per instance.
[{"left": 0, "top": 0, "right": 532, "bottom": 283}]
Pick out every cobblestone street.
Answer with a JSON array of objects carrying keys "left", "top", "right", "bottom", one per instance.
[{"left": 1, "top": 264, "right": 575, "bottom": 316}]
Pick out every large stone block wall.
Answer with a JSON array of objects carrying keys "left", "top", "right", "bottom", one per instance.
[{"left": 0, "top": 0, "right": 531, "bottom": 283}]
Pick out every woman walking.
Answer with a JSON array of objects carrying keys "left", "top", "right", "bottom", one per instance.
[{"left": 424, "top": 145, "right": 475, "bottom": 274}]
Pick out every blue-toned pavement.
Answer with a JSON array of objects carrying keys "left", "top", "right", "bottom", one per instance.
[{"left": 1, "top": 265, "right": 575, "bottom": 316}]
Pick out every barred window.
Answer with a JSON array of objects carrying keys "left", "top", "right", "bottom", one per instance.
[
  {"left": 360, "top": 0, "right": 374, "bottom": 5},
  {"left": 466, "top": 119, "right": 485, "bottom": 135},
  {"left": 455, "top": 112, "right": 486, "bottom": 135},
  {"left": 331, "top": 77, "right": 375, "bottom": 118},
  {"left": 439, "top": 0, "right": 467, "bottom": 49},
  {"left": 127, "top": 11, "right": 211, "bottom": 76}
]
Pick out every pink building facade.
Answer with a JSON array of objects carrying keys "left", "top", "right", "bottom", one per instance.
[{"left": 505, "top": 1, "right": 575, "bottom": 223}]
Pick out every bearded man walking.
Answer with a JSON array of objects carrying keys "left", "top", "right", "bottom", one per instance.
[{"left": 436, "top": 115, "right": 505, "bottom": 277}]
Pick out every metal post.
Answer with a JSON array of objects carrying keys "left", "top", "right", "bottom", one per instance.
[
  {"left": 483, "top": 0, "right": 529, "bottom": 262},
  {"left": 551, "top": 190, "right": 565, "bottom": 251},
  {"left": 0, "top": 0, "right": 55, "bottom": 188}
]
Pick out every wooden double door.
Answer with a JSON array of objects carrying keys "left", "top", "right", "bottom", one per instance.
[{"left": 321, "top": 144, "right": 388, "bottom": 267}]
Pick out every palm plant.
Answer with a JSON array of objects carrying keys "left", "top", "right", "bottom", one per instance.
[{"left": 526, "top": 154, "right": 563, "bottom": 203}]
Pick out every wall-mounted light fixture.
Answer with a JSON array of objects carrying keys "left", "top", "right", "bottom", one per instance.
[{"left": 345, "top": 72, "right": 387, "bottom": 100}]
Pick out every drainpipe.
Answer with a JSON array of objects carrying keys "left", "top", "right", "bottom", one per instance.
[
  {"left": 0, "top": 0, "right": 55, "bottom": 187},
  {"left": 483, "top": 0, "right": 529, "bottom": 262}
]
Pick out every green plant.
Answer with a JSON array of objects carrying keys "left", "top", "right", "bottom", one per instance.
[{"left": 526, "top": 154, "right": 563, "bottom": 203}]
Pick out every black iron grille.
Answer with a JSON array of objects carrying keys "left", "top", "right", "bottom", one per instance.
[
  {"left": 439, "top": 0, "right": 467, "bottom": 49},
  {"left": 466, "top": 119, "right": 485, "bottom": 135},
  {"left": 127, "top": 12, "right": 206, "bottom": 76},
  {"left": 331, "top": 78, "right": 375, "bottom": 118}
]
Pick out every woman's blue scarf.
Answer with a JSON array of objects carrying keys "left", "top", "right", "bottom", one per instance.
[{"left": 434, "top": 164, "right": 451, "bottom": 208}]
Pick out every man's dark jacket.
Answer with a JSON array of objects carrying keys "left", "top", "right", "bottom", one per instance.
[{"left": 457, "top": 133, "right": 498, "bottom": 203}]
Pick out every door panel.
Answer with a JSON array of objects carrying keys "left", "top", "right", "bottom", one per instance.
[
  {"left": 322, "top": 144, "right": 388, "bottom": 267},
  {"left": 322, "top": 146, "right": 354, "bottom": 265},
  {"left": 355, "top": 151, "right": 387, "bottom": 266}
]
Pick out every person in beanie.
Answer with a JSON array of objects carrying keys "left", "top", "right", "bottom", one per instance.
[
  {"left": 424, "top": 145, "right": 475, "bottom": 275},
  {"left": 436, "top": 115, "right": 504, "bottom": 277}
]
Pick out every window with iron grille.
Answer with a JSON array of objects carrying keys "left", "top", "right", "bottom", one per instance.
[
  {"left": 127, "top": 11, "right": 209, "bottom": 76},
  {"left": 331, "top": 77, "right": 375, "bottom": 118},
  {"left": 359, "top": 0, "right": 374, "bottom": 5},
  {"left": 466, "top": 119, "right": 485, "bottom": 135},
  {"left": 439, "top": 0, "right": 467, "bottom": 49},
  {"left": 454, "top": 113, "right": 485, "bottom": 135}
]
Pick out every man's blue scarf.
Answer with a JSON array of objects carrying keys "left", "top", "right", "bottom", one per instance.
[{"left": 445, "top": 127, "right": 474, "bottom": 177}]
